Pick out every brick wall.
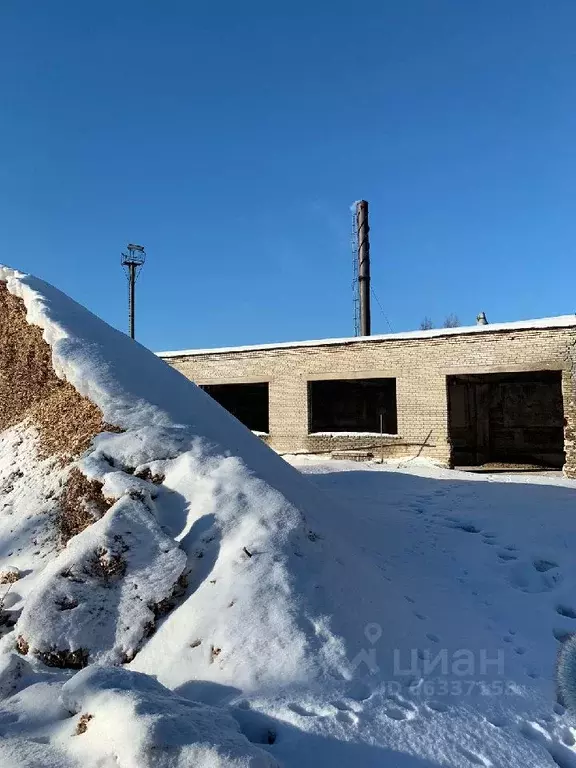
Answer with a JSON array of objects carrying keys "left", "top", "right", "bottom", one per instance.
[{"left": 161, "top": 327, "right": 576, "bottom": 476}]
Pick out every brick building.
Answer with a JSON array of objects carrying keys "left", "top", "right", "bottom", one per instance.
[{"left": 158, "top": 316, "right": 576, "bottom": 477}]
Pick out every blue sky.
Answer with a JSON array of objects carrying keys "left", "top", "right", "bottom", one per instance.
[{"left": 0, "top": 1, "right": 574, "bottom": 351}]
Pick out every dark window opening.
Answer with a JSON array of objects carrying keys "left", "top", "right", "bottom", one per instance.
[
  {"left": 201, "top": 382, "right": 269, "bottom": 433},
  {"left": 447, "top": 370, "right": 564, "bottom": 468},
  {"left": 309, "top": 378, "right": 397, "bottom": 434}
]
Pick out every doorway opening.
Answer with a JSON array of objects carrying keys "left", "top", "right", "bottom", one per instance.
[{"left": 447, "top": 370, "right": 564, "bottom": 468}]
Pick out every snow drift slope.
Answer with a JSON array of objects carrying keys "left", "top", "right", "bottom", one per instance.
[
  {"left": 0, "top": 266, "right": 366, "bottom": 765},
  {"left": 0, "top": 266, "right": 350, "bottom": 686}
]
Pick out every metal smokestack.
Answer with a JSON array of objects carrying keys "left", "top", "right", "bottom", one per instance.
[{"left": 356, "top": 200, "right": 371, "bottom": 336}]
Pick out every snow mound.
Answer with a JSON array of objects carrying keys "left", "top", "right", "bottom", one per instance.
[
  {"left": 59, "top": 666, "right": 277, "bottom": 767},
  {"left": 17, "top": 493, "right": 187, "bottom": 666},
  {"left": 0, "top": 738, "right": 76, "bottom": 768},
  {"left": 0, "top": 265, "right": 359, "bottom": 765},
  {"left": 0, "top": 265, "right": 349, "bottom": 689}
]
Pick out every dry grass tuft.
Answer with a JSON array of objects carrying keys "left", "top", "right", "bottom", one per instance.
[
  {"left": 58, "top": 468, "right": 112, "bottom": 545},
  {"left": 76, "top": 713, "right": 93, "bottom": 735},
  {"left": 134, "top": 467, "right": 165, "bottom": 485},
  {"left": 0, "top": 282, "right": 120, "bottom": 458},
  {"left": 210, "top": 645, "right": 222, "bottom": 663},
  {"left": 15, "top": 636, "right": 29, "bottom": 655},
  {"left": 0, "top": 569, "right": 20, "bottom": 585},
  {"left": 85, "top": 546, "right": 127, "bottom": 583},
  {"left": 36, "top": 647, "right": 89, "bottom": 669},
  {"left": 16, "top": 633, "right": 89, "bottom": 669},
  {"left": 54, "top": 596, "right": 79, "bottom": 611}
]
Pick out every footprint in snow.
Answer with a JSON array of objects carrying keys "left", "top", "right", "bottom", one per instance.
[
  {"left": 336, "top": 710, "right": 359, "bottom": 725},
  {"left": 519, "top": 721, "right": 576, "bottom": 768},
  {"left": 557, "top": 605, "right": 576, "bottom": 620},
  {"left": 560, "top": 728, "right": 575, "bottom": 747},
  {"left": 345, "top": 680, "right": 372, "bottom": 702},
  {"left": 508, "top": 560, "right": 563, "bottom": 594},
  {"left": 497, "top": 551, "right": 518, "bottom": 562},
  {"left": 287, "top": 703, "right": 319, "bottom": 718},
  {"left": 426, "top": 700, "right": 449, "bottom": 713},
  {"left": 383, "top": 694, "right": 417, "bottom": 722},
  {"left": 553, "top": 628, "right": 574, "bottom": 644},
  {"left": 485, "top": 714, "right": 509, "bottom": 728},
  {"left": 426, "top": 633, "right": 440, "bottom": 643},
  {"left": 231, "top": 708, "right": 278, "bottom": 746},
  {"left": 331, "top": 700, "right": 352, "bottom": 712},
  {"left": 449, "top": 522, "right": 481, "bottom": 534},
  {"left": 383, "top": 706, "right": 414, "bottom": 721}
]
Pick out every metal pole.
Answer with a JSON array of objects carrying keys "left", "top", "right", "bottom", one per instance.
[
  {"left": 128, "top": 263, "right": 136, "bottom": 339},
  {"left": 380, "top": 411, "right": 384, "bottom": 464},
  {"left": 356, "top": 200, "right": 371, "bottom": 336},
  {"left": 121, "top": 244, "right": 145, "bottom": 341}
]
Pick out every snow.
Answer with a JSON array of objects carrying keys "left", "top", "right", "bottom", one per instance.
[
  {"left": 18, "top": 492, "right": 187, "bottom": 666},
  {"left": 1, "top": 265, "right": 576, "bottom": 766},
  {"left": 57, "top": 666, "right": 277, "bottom": 767},
  {"left": 0, "top": 425, "right": 68, "bottom": 620},
  {"left": 156, "top": 314, "right": 576, "bottom": 358}
]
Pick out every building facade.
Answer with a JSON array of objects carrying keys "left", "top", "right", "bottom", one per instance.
[{"left": 158, "top": 317, "right": 576, "bottom": 477}]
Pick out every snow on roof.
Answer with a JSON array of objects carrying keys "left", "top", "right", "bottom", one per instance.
[{"left": 157, "top": 314, "right": 576, "bottom": 358}]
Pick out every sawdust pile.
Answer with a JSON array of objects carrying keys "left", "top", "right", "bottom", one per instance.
[
  {"left": 58, "top": 468, "right": 113, "bottom": 544},
  {"left": 0, "top": 282, "right": 118, "bottom": 458}
]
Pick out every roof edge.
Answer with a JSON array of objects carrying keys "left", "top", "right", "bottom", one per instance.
[{"left": 157, "top": 315, "right": 576, "bottom": 359}]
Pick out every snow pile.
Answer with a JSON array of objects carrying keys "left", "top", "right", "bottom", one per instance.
[
  {"left": 0, "top": 425, "right": 68, "bottom": 626},
  {"left": 17, "top": 492, "right": 187, "bottom": 666},
  {"left": 58, "top": 666, "right": 277, "bottom": 767},
  {"left": 0, "top": 266, "right": 353, "bottom": 765},
  {"left": 0, "top": 265, "right": 345, "bottom": 688}
]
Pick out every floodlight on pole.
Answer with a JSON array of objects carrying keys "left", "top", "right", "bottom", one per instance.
[{"left": 121, "top": 244, "right": 146, "bottom": 339}]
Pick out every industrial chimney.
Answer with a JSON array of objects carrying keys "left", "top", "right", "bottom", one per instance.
[{"left": 356, "top": 200, "right": 371, "bottom": 336}]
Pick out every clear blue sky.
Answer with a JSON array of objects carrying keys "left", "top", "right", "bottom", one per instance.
[{"left": 1, "top": 1, "right": 574, "bottom": 351}]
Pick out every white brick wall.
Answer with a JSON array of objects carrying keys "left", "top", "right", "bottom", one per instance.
[{"left": 161, "top": 327, "right": 576, "bottom": 474}]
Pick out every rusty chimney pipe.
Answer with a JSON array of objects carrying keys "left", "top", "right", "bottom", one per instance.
[{"left": 356, "top": 200, "right": 371, "bottom": 336}]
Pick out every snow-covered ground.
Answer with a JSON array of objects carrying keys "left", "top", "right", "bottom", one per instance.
[
  {"left": 4, "top": 454, "right": 576, "bottom": 766},
  {"left": 271, "top": 456, "right": 576, "bottom": 767},
  {"left": 0, "top": 266, "right": 575, "bottom": 767}
]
